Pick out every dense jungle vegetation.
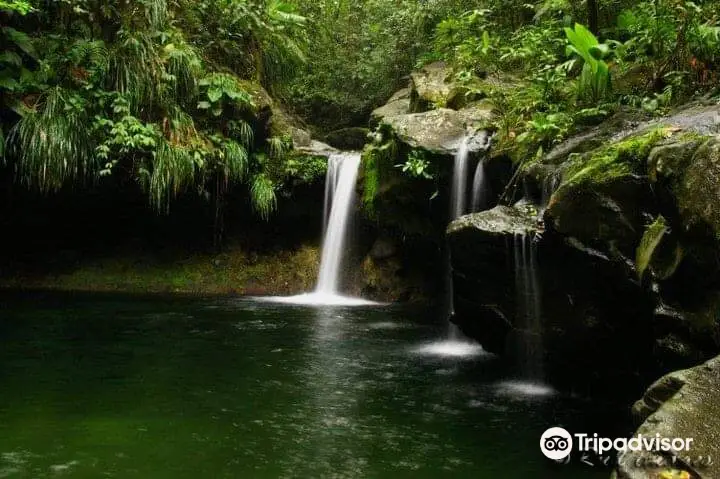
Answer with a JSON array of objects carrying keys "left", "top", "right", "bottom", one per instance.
[{"left": 1, "top": 0, "right": 720, "bottom": 242}]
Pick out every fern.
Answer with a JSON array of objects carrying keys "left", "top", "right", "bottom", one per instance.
[
  {"left": 148, "top": 141, "right": 198, "bottom": 212},
  {"left": 250, "top": 173, "right": 277, "bottom": 220},
  {"left": 267, "top": 136, "right": 289, "bottom": 159},
  {"left": 223, "top": 140, "right": 248, "bottom": 182},
  {"left": 7, "top": 87, "right": 94, "bottom": 192}
]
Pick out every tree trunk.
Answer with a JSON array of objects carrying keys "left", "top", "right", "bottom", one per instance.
[{"left": 588, "top": 0, "right": 599, "bottom": 35}]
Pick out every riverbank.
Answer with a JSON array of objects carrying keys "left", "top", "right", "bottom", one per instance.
[{"left": 0, "top": 244, "right": 321, "bottom": 296}]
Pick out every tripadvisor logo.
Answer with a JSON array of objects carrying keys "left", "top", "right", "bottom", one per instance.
[
  {"left": 541, "top": 427, "right": 573, "bottom": 460},
  {"left": 540, "top": 427, "right": 694, "bottom": 461}
]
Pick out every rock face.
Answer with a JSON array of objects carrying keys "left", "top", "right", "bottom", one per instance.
[
  {"left": 616, "top": 355, "right": 720, "bottom": 479},
  {"left": 324, "top": 127, "right": 370, "bottom": 151},
  {"left": 448, "top": 205, "right": 655, "bottom": 387},
  {"left": 448, "top": 103, "right": 720, "bottom": 392},
  {"left": 410, "top": 62, "right": 455, "bottom": 112},
  {"left": 379, "top": 107, "right": 493, "bottom": 157},
  {"left": 369, "top": 62, "right": 495, "bottom": 158},
  {"left": 448, "top": 206, "right": 542, "bottom": 353},
  {"left": 370, "top": 88, "right": 411, "bottom": 127},
  {"left": 382, "top": 108, "right": 475, "bottom": 156},
  {"left": 295, "top": 140, "right": 338, "bottom": 160}
]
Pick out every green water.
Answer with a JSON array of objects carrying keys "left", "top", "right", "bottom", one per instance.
[{"left": 0, "top": 293, "right": 618, "bottom": 478}]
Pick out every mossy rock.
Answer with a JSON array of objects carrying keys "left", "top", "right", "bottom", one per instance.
[
  {"left": 617, "top": 355, "right": 720, "bottom": 479},
  {"left": 677, "top": 136, "right": 720, "bottom": 240},
  {"left": 545, "top": 129, "right": 670, "bottom": 259},
  {"left": 410, "top": 61, "right": 454, "bottom": 112}
]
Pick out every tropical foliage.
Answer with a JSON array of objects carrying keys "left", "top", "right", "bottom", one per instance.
[
  {"left": 2, "top": 0, "right": 720, "bottom": 243},
  {"left": 0, "top": 0, "right": 310, "bottom": 231}
]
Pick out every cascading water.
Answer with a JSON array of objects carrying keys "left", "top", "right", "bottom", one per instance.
[
  {"left": 322, "top": 156, "right": 341, "bottom": 235},
  {"left": 316, "top": 153, "right": 361, "bottom": 295},
  {"left": 471, "top": 159, "right": 488, "bottom": 213},
  {"left": 513, "top": 232, "right": 544, "bottom": 381},
  {"left": 450, "top": 136, "right": 470, "bottom": 219},
  {"left": 264, "top": 152, "right": 376, "bottom": 306},
  {"left": 444, "top": 135, "right": 479, "bottom": 345}
]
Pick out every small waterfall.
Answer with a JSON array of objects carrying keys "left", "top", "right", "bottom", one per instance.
[
  {"left": 450, "top": 136, "right": 470, "bottom": 219},
  {"left": 262, "top": 152, "right": 376, "bottom": 305},
  {"left": 540, "top": 172, "right": 562, "bottom": 211},
  {"left": 513, "top": 232, "right": 544, "bottom": 380},
  {"left": 447, "top": 136, "right": 472, "bottom": 341},
  {"left": 471, "top": 159, "right": 488, "bottom": 212},
  {"left": 316, "top": 153, "right": 362, "bottom": 295}
]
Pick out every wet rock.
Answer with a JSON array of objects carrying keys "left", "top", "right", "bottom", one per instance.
[
  {"left": 447, "top": 205, "right": 542, "bottom": 353},
  {"left": 448, "top": 204, "right": 655, "bottom": 391},
  {"left": 616, "top": 355, "right": 720, "bottom": 479}
]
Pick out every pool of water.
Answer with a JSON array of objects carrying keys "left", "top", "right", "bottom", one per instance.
[{"left": 0, "top": 292, "right": 621, "bottom": 478}]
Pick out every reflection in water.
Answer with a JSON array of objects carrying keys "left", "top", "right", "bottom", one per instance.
[
  {"left": 300, "top": 306, "right": 369, "bottom": 476},
  {"left": 0, "top": 294, "right": 615, "bottom": 478}
]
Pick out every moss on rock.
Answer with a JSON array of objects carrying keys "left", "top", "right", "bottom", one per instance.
[
  {"left": 677, "top": 137, "right": 720, "bottom": 240},
  {"left": 561, "top": 128, "right": 669, "bottom": 188}
]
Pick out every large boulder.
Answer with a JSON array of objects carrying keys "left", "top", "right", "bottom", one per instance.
[
  {"left": 381, "top": 108, "right": 492, "bottom": 157},
  {"left": 448, "top": 205, "right": 540, "bottom": 354},
  {"left": 409, "top": 61, "right": 498, "bottom": 113},
  {"left": 410, "top": 62, "right": 457, "bottom": 113},
  {"left": 448, "top": 205, "right": 655, "bottom": 390},
  {"left": 295, "top": 140, "right": 338, "bottom": 160},
  {"left": 616, "top": 355, "right": 720, "bottom": 479},
  {"left": 370, "top": 88, "right": 411, "bottom": 127}
]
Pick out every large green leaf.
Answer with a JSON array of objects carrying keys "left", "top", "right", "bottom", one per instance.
[{"left": 2, "top": 27, "right": 36, "bottom": 58}]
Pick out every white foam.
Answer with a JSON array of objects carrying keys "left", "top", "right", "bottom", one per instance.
[
  {"left": 494, "top": 380, "right": 556, "bottom": 398},
  {"left": 413, "top": 340, "right": 488, "bottom": 358},
  {"left": 254, "top": 293, "right": 381, "bottom": 307}
]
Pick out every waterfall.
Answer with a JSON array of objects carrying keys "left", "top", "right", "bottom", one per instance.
[
  {"left": 471, "top": 159, "right": 488, "bottom": 213},
  {"left": 446, "top": 136, "right": 472, "bottom": 341},
  {"left": 450, "top": 136, "right": 470, "bottom": 219},
  {"left": 322, "top": 156, "right": 341, "bottom": 235},
  {"left": 316, "top": 153, "right": 361, "bottom": 295},
  {"left": 513, "top": 233, "right": 544, "bottom": 380},
  {"left": 263, "top": 152, "right": 375, "bottom": 306}
]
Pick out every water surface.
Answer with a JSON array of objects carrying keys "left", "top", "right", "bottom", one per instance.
[{"left": 0, "top": 293, "right": 618, "bottom": 478}]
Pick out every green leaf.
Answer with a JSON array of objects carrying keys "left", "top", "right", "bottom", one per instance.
[
  {"left": 0, "top": 51, "right": 22, "bottom": 66},
  {"left": 207, "top": 87, "right": 223, "bottom": 103},
  {"left": 636, "top": 216, "right": 668, "bottom": 279},
  {"left": 2, "top": 27, "right": 36, "bottom": 58},
  {"left": 197, "top": 101, "right": 212, "bottom": 109}
]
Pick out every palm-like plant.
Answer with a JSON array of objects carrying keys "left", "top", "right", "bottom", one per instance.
[
  {"left": 6, "top": 87, "right": 95, "bottom": 192},
  {"left": 564, "top": 23, "right": 612, "bottom": 103}
]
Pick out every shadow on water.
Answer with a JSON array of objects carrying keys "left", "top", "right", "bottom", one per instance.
[{"left": 0, "top": 291, "right": 623, "bottom": 478}]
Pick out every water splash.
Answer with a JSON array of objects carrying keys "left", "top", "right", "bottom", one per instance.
[{"left": 412, "top": 341, "right": 489, "bottom": 359}]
